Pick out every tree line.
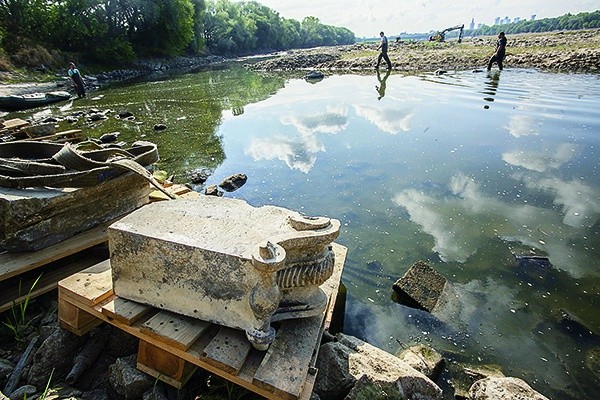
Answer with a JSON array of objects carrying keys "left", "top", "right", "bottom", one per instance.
[
  {"left": 0, "top": 0, "right": 355, "bottom": 66},
  {"left": 469, "top": 10, "right": 600, "bottom": 37}
]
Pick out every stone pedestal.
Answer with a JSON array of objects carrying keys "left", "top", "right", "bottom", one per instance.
[
  {"left": 108, "top": 196, "right": 340, "bottom": 350},
  {"left": 0, "top": 172, "right": 150, "bottom": 252}
]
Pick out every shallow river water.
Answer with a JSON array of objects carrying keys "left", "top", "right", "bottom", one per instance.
[{"left": 15, "top": 66, "right": 600, "bottom": 399}]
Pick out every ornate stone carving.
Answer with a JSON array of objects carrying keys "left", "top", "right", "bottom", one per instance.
[{"left": 109, "top": 196, "right": 340, "bottom": 350}]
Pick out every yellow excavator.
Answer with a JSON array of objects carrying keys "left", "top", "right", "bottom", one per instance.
[{"left": 429, "top": 24, "right": 465, "bottom": 43}]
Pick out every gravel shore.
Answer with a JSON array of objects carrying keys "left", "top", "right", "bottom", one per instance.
[
  {"left": 248, "top": 29, "right": 600, "bottom": 73},
  {"left": 1, "top": 29, "right": 598, "bottom": 100}
]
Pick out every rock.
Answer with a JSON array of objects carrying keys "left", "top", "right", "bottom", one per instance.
[
  {"left": 189, "top": 168, "right": 211, "bottom": 184},
  {"left": 315, "top": 342, "right": 355, "bottom": 399},
  {"left": 219, "top": 173, "right": 247, "bottom": 192},
  {"left": 89, "top": 113, "right": 108, "bottom": 122},
  {"left": 392, "top": 261, "right": 452, "bottom": 312},
  {"left": 469, "top": 377, "right": 549, "bottom": 400},
  {"left": 396, "top": 344, "right": 444, "bottom": 380},
  {"left": 108, "top": 355, "right": 153, "bottom": 400},
  {"left": 79, "top": 388, "right": 109, "bottom": 400},
  {"left": 0, "top": 358, "right": 15, "bottom": 381},
  {"left": 143, "top": 384, "right": 169, "bottom": 400},
  {"left": 344, "top": 374, "right": 404, "bottom": 400},
  {"left": 27, "top": 328, "right": 87, "bottom": 388},
  {"left": 153, "top": 123, "right": 167, "bottom": 131},
  {"left": 99, "top": 132, "right": 120, "bottom": 143},
  {"left": 585, "top": 346, "right": 600, "bottom": 377},
  {"left": 448, "top": 363, "right": 504, "bottom": 399},
  {"left": 315, "top": 333, "right": 443, "bottom": 400},
  {"left": 117, "top": 111, "right": 134, "bottom": 119},
  {"left": 8, "top": 385, "right": 36, "bottom": 400},
  {"left": 204, "top": 184, "right": 223, "bottom": 196}
]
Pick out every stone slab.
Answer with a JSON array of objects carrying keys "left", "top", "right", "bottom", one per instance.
[{"left": 0, "top": 172, "right": 150, "bottom": 252}]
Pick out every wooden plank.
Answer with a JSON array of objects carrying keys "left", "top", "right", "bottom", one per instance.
[
  {"left": 202, "top": 327, "right": 253, "bottom": 375},
  {"left": 141, "top": 311, "right": 211, "bottom": 351},
  {"left": 0, "top": 221, "right": 111, "bottom": 283},
  {"left": 137, "top": 340, "right": 197, "bottom": 389},
  {"left": 0, "top": 246, "right": 107, "bottom": 313},
  {"left": 59, "top": 298, "right": 103, "bottom": 335},
  {"left": 101, "top": 296, "right": 153, "bottom": 325},
  {"left": 57, "top": 259, "right": 113, "bottom": 307},
  {"left": 253, "top": 316, "right": 323, "bottom": 400},
  {"left": 21, "top": 129, "right": 82, "bottom": 142},
  {"left": 0, "top": 118, "right": 29, "bottom": 131}
]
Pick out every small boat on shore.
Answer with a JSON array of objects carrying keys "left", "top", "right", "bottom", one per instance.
[{"left": 0, "top": 91, "right": 72, "bottom": 112}]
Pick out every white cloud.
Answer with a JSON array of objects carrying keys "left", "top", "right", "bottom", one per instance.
[
  {"left": 506, "top": 114, "right": 538, "bottom": 138},
  {"left": 502, "top": 143, "right": 577, "bottom": 172},
  {"left": 392, "top": 172, "right": 593, "bottom": 276},
  {"left": 354, "top": 105, "right": 413, "bottom": 134}
]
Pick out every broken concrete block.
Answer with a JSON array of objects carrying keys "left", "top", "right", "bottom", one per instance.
[
  {"left": 0, "top": 172, "right": 150, "bottom": 252},
  {"left": 392, "top": 261, "right": 451, "bottom": 312},
  {"left": 109, "top": 196, "right": 340, "bottom": 350}
]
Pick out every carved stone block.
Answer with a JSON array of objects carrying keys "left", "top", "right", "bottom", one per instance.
[
  {"left": 0, "top": 172, "right": 150, "bottom": 252},
  {"left": 108, "top": 196, "right": 340, "bottom": 350}
]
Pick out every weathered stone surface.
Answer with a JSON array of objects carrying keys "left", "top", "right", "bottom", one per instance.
[
  {"left": 0, "top": 358, "right": 15, "bottom": 382},
  {"left": 108, "top": 355, "right": 153, "bottom": 400},
  {"left": 315, "top": 333, "right": 443, "bottom": 400},
  {"left": 396, "top": 344, "right": 444, "bottom": 380},
  {"left": 469, "top": 377, "right": 549, "bottom": 400},
  {"left": 27, "top": 329, "right": 87, "bottom": 388},
  {"left": 344, "top": 374, "right": 405, "bottom": 400},
  {"left": 109, "top": 196, "right": 340, "bottom": 349},
  {"left": 392, "top": 261, "right": 450, "bottom": 312},
  {"left": 219, "top": 173, "right": 247, "bottom": 192},
  {"left": 0, "top": 171, "right": 149, "bottom": 252},
  {"left": 448, "top": 363, "right": 504, "bottom": 399},
  {"left": 8, "top": 385, "right": 36, "bottom": 400}
]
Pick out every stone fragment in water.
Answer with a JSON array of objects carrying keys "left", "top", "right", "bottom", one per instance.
[
  {"left": 219, "top": 173, "right": 247, "bottom": 192},
  {"left": 392, "top": 261, "right": 449, "bottom": 312},
  {"left": 109, "top": 196, "right": 341, "bottom": 350}
]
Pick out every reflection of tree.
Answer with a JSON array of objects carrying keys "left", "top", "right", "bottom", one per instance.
[{"left": 62, "top": 66, "right": 286, "bottom": 180}]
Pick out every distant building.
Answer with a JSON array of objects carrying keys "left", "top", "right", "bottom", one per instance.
[
  {"left": 470, "top": 18, "right": 475, "bottom": 30},
  {"left": 531, "top": 14, "right": 536, "bottom": 21},
  {"left": 495, "top": 17, "right": 500, "bottom": 25}
]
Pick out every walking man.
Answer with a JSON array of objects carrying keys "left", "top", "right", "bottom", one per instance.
[
  {"left": 376, "top": 31, "right": 392, "bottom": 70},
  {"left": 487, "top": 32, "right": 507, "bottom": 71}
]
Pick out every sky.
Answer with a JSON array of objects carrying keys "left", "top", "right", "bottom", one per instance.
[{"left": 239, "top": 0, "right": 600, "bottom": 37}]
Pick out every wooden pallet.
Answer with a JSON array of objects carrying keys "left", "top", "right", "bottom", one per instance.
[
  {"left": 58, "top": 243, "right": 347, "bottom": 400},
  {"left": 0, "top": 221, "right": 112, "bottom": 313}
]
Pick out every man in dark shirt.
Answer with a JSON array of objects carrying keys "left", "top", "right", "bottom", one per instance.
[
  {"left": 376, "top": 31, "right": 392, "bottom": 70},
  {"left": 487, "top": 32, "right": 507, "bottom": 71}
]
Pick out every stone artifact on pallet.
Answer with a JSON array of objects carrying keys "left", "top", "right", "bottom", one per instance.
[
  {"left": 109, "top": 196, "right": 341, "bottom": 350},
  {"left": 0, "top": 141, "right": 161, "bottom": 252}
]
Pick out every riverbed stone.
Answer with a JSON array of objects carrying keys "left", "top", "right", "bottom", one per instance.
[
  {"left": 469, "top": 377, "right": 549, "bottom": 400},
  {"left": 315, "top": 333, "right": 443, "bottom": 400},
  {"left": 0, "top": 171, "right": 149, "bottom": 252},
  {"left": 392, "top": 261, "right": 452, "bottom": 312},
  {"left": 396, "top": 344, "right": 444, "bottom": 380},
  {"left": 109, "top": 196, "right": 340, "bottom": 349},
  {"left": 108, "top": 355, "right": 153, "bottom": 400},
  {"left": 7, "top": 385, "right": 36, "bottom": 400}
]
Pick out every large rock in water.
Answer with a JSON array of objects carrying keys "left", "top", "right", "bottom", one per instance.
[
  {"left": 469, "top": 377, "right": 549, "bottom": 400},
  {"left": 392, "top": 260, "right": 454, "bottom": 312},
  {"left": 0, "top": 172, "right": 149, "bottom": 252},
  {"left": 314, "top": 333, "right": 443, "bottom": 400}
]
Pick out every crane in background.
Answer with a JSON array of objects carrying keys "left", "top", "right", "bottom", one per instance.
[{"left": 429, "top": 24, "right": 465, "bottom": 43}]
